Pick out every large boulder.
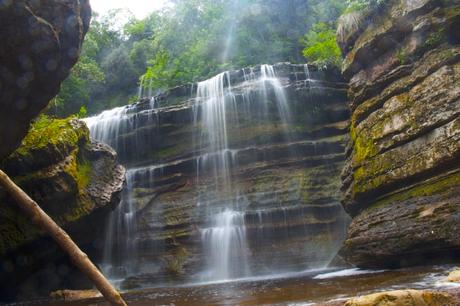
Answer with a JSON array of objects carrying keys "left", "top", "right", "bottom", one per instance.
[
  {"left": 339, "top": 0, "right": 460, "bottom": 267},
  {"left": 0, "top": 117, "right": 125, "bottom": 301},
  {"left": 0, "top": 0, "right": 91, "bottom": 160}
]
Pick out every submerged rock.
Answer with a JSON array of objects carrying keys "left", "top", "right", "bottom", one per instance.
[
  {"left": 0, "top": 116, "right": 125, "bottom": 301},
  {"left": 0, "top": 0, "right": 91, "bottom": 160},
  {"left": 339, "top": 0, "right": 460, "bottom": 267}
]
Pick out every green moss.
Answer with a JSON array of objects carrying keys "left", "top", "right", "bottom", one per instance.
[
  {"left": 14, "top": 115, "right": 88, "bottom": 158},
  {"left": 396, "top": 48, "right": 409, "bottom": 64},
  {"left": 164, "top": 244, "right": 189, "bottom": 275},
  {"left": 425, "top": 28, "right": 447, "bottom": 49},
  {"left": 227, "top": 123, "right": 287, "bottom": 145},
  {"left": 350, "top": 123, "right": 378, "bottom": 165},
  {"left": 151, "top": 144, "right": 187, "bottom": 161},
  {"left": 47, "top": 150, "right": 94, "bottom": 222},
  {"left": 352, "top": 115, "right": 460, "bottom": 196},
  {"left": 366, "top": 171, "right": 460, "bottom": 212},
  {"left": 0, "top": 116, "right": 99, "bottom": 254},
  {"left": 0, "top": 202, "right": 40, "bottom": 255},
  {"left": 75, "top": 160, "right": 92, "bottom": 192}
]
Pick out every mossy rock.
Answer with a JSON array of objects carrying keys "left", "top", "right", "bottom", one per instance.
[
  {"left": 0, "top": 116, "right": 125, "bottom": 256},
  {"left": 2, "top": 116, "right": 89, "bottom": 176}
]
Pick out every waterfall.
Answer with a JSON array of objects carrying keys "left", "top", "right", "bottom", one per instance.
[
  {"left": 194, "top": 65, "right": 301, "bottom": 281},
  {"left": 201, "top": 210, "right": 250, "bottom": 280},
  {"left": 101, "top": 170, "right": 139, "bottom": 279},
  {"left": 194, "top": 71, "right": 247, "bottom": 281},
  {"left": 85, "top": 63, "right": 349, "bottom": 288}
]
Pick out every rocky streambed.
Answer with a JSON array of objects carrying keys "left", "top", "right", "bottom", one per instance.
[{"left": 12, "top": 265, "right": 460, "bottom": 306}]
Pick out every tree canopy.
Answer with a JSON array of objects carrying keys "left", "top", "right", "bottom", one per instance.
[{"left": 52, "top": 0, "right": 348, "bottom": 117}]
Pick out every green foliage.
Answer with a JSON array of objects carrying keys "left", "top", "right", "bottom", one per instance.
[
  {"left": 50, "top": 53, "right": 104, "bottom": 117},
  {"left": 396, "top": 48, "right": 409, "bottom": 64},
  {"left": 50, "top": 11, "right": 136, "bottom": 117},
  {"left": 344, "top": 0, "right": 385, "bottom": 14},
  {"left": 425, "top": 29, "right": 446, "bottom": 49},
  {"left": 144, "top": 50, "right": 173, "bottom": 90},
  {"left": 140, "top": 0, "right": 347, "bottom": 90},
  {"left": 55, "top": 0, "right": 348, "bottom": 116},
  {"left": 301, "top": 23, "right": 343, "bottom": 68},
  {"left": 77, "top": 106, "right": 88, "bottom": 119}
]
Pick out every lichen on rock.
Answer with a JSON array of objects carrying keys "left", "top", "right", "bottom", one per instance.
[{"left": 339, "top": 0, "right": 460, "bottom": 267}]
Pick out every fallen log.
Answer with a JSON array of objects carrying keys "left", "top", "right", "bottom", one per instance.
[{"left": 0, "top": 169, "right": 127, "bottom": 306}]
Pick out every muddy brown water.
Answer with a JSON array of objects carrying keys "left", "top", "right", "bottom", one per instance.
[{"left": 8, "top": 265, "right": 460, "bottom": 306}]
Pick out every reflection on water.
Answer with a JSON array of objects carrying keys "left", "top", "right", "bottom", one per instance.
[{"left": 19, "top": 265, "right": 460, "bottom": 306}]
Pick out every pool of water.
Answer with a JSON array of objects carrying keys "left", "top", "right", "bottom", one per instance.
[{"left": 10, "top": 265, "right": 460, "bottom": 306}]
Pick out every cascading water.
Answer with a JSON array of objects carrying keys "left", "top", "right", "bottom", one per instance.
[
  {"left": 194, "top": 71, "right": 249, "bottom": 281},
  {"left": 85, "top": 63, "right": 349, "bottom": 288},
  {"left": 200, "top": 210, "right": 250, "bottom": 280},
  {"left": 194, "top": 65, "right": 301, "bottom": 281},
  {"left": 101, "top": 169, "right": 138, "bottom": 279}
]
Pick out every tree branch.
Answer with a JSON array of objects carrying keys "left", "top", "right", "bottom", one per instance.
[{"left": 0, "top": 170, "right": 127, "bottom": 306}]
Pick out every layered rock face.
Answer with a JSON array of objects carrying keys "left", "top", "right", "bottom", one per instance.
[
  {"left": 0, "top": 0, "right": 91, "bottom": 160},
  {"left": 339, "top": 0, "right": 460, "bottom": 267},
  {"left": 0, "top": 117, "right": 125, "bottom": 300},
  {"left": 86, "top": 63, "right": 350, "bottom": 287}
]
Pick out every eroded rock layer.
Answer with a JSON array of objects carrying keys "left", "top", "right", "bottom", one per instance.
[
  {"left": 86, "top": 63, "right": 351, "bottom": 287},
  {"left": 0, "top": 118, "right": 125, "bottom": 300},
  {"left": 339, "top": 0, "right": 460, "bottom": 267},
  {"left": 0, "top": 0, "right": 91, "bottom": 160}
]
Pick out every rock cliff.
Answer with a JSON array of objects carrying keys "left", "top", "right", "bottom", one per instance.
[
  {"left": 0, "top": 0, "right": 91, "bottom": 160},
  {"left": 0, "top": 117, "right": 125, "bottom": 300},
  {"left": 339, "top": 0, "right": 460, "bottom": 267},
  {"left": 86, "top": 63, "right": 351, "bottom": 287}
]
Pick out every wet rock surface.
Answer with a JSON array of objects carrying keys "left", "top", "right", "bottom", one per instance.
[
  {"left": 339, "top": 0, "right": 460, "bottom": 267},
  {"left": 86, "top": 63, "right": 351, "bottom": 287},
  {"left": 446, "top": 268, "right": 460, "bottom": 282},
  {"left": 343, "top": 289, "right": 456, "bottom": 306},
  {"left": 0, "top": 0, "right": 91, "bottom": 160},
  {"left": 0, "top": 118, "right": 125, "bottom": 301}
]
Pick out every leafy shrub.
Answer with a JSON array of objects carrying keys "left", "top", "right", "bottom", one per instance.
[
  {"left": 76, "top": 106, "right": 88, "bottom": 119},
  {"left": 301, "top": 22, "right": 343, "bottom": 69}
]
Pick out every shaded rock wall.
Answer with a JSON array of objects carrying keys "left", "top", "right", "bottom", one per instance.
[
  {"left": 0, "top": 118, "right": 125, "bottom": 301},
  {"left": 339, "top": 0, "right": 460, "bottom": 267},
  {"left": 0, "top": 0, "right": 91, "bottom": 160},
  {"left": 86, "top": 63, "right": 351, "bottom": 287}
]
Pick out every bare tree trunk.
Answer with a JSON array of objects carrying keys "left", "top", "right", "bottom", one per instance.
[{"left": 0, "top": 170, "right": 127, "bottom": 306}]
